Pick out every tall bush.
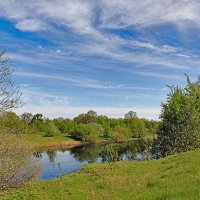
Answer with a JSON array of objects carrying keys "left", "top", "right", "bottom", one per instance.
[
  {"left": 71, "top": 124, "right": 99, "bottom": 143},
  {"left": 110, "top": 126, "right": 132, "bottom": 142},
  {"left": 157, "top": 76, "right": 200, "bottom": 156}
]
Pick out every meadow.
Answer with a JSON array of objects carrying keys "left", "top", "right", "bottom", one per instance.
[{"left": 1, "top": 148, "right": 200, "bottom": 200}]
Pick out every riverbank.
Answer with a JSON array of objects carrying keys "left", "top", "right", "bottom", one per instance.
[
  {"left": 1, "top": 148, "right": 199, "bottom": 200},
  {"left": 22, "top": 134, "right": 83, "bottom": 149},
  {"left": 23, "top": 133, "right": 156, "bottom": 149}
]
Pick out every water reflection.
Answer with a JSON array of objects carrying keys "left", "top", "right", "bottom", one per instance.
[{"left": 34, "top": 140, "right": 157, "bottom": 180}]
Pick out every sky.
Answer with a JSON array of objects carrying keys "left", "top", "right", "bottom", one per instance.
[{"left": 0, "top": 0, "right": 200, "bottom": 119}]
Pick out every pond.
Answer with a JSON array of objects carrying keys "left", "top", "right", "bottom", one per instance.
[{"left": 33, "top": 141, "right": 158, "bottom": 180}]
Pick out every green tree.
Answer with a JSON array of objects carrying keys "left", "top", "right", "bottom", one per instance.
[
  {"left": 157, "top": 76, "right": 200, "bottom": 156},
  {"left": 74, "top": 110, "right": 97, "bottom": 124},
  {"left": 0, "top": 112, "right": 31, "bottom": 134},
  {"left": 124, "top": 111, "right": 138, "bottom": 119},
  {"left": 129, "top": 118, "right": 147, "bottom": 138},
  {"left": 71, "top": 124, "right": 99, "bottom": 143},
  {"left": 44, "top": 121, "right": 60, "bottom": 137},
  {"left": 110, "top": 126, "right": 132, "bottom": 142},
  {"left": 31, "top": 113, "right": 43, "bottom": 122}
]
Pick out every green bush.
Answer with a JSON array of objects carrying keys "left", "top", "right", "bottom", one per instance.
[
  {"left": 100, "top": 144, "right": 120, "bottom": 162},
  {"left": 0, "top": 112, "right": 31, "bottom": 134},
  {"left": 110, "top": 126, "right": 132, "bottom": 142},
  {"left": 43, "top": 129, "right": 54, "bottom": 137},
  {"left": 43, "top": 122, "right": 60, "bottom": 137},
  {"left": 71, "top": 124, "right": 99, "bottom": 143},
  {"left": 157, "top": 76, "right": 200, "bottom": 156},
  {"left": 127, "top": 118, "right": 147, "bottom": 138}
]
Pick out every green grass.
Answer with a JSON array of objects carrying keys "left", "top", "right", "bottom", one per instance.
[
  {"left": 21, "top": 133, "right": 155, "bottom": 149},
  {"left": 22, "top": 134, "right": 80, "bottom": 148},
  {"left": 1, "top": 148, "right": 200, "bottom": 200}
]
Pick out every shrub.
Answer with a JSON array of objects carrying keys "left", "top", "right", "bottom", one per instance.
[
  {"left": 157, "top": 76, "right": 200, "bottom": 156},
  {"left": 0, "top": 134, "right": 41, "bottom": 191},
  {"left": 128, "top": 118, "right": 147, "bottom": 138},
  {"left": 0, "top": 112, "right": 31, "bottom": 134},
  {"left": 100, "top": 144, "right": 120, "bottom": 162},
  {"left": 71, "top": 124, "right": 99, "bottom": 143},
  {"left": 110, "top": 126, "right": 132, "bottom": 142},
  {"left": 43, "top": 122, "right": 60, "bottom": 137}
]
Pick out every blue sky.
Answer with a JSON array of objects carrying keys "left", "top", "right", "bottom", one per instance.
[{"left": 0, "top": 0, "right": 200, "bottom": 119}]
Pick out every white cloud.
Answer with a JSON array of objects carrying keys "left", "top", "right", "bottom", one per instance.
[
  {"left": 21, "top": 87, "right": 71, "bottom": 106},
  {"left": 15, "top": 85, "right": 161, "bottom": 119},
  {"left": 1, "top": 1, "right": 199, "bottom": 72},
  {"left": 1, "top": 0, "right": 200, "bottom": 120},
  {"left": 1, "top": 1, "right": 200, "bottom": 33},
  {"left": 15, "top": 71, "right": 160, "bottom": 90},
  {"left": 16, "top": 104, "right": 161, "bottom": 120},
  {"left": 99, "top": 0, "right": 200, "bottom": 29},
  {"left": 15, "top": 19, "right": 47, "bottom": 31}
]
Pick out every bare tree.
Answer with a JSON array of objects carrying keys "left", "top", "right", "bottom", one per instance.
[{"left": 0, "top": 51, "right": 23, "bottom": 114}]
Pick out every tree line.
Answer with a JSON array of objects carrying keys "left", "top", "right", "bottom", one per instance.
[{"left": 0, "top": 110, "right": 159, "bottom": 143}]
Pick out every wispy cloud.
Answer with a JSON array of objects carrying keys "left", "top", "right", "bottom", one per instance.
[
  {"left": 21, "top": 86, "right": 72, "bottom": 106},
  {"left": 2, "top": 1, "right": 200, "bottom": 33},
  {"left": 99, "top": 0, "right": 200, "bottom": 29},
  {"left": 1, "top": 1, "right": 200, "bottom": 118},
  {"left": 15, "top": 71, "right": 160, "bottom": 90}
]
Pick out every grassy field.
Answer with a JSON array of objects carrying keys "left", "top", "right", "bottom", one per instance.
[
  {"left": 1, "top": 148, "right": 200, "bottom": 200},
  {"left": 22, "top": 134, "right": 82, "bottom": 148}
]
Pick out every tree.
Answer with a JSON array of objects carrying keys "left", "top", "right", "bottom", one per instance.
[
  {"left": 0, "top": 51, "right": 23, "bottom": 114},
  {"left": 110, "top": 126, "right": 132, "bottom": 142},
  {"left": 87, "top": 110, "right": 97, "bottom": 118},
  {"left": 128, "top": 118, "right": 147, "bottom": 138},
  {"left": 157, "top": 76, "right": 200, "bottom": 156},
  {"left": 0, "top": 112, "right": 31, "bottom": 134},
  {"left": 31, "top": 113, "right": 43, "bottom": 122},
  {"left": 73, "top": 110, "right": 97, "bottom": 124},
  {"left": 20, "top": 112, "right": 33, "bottom": 123},
  {"left": 124, "top": 111, "right": 138, "bottom": 119},
  {"left": 71, "top": 124, "right": 99, "bottom": 143}
]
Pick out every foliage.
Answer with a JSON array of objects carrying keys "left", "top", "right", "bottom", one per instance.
[
  {"left": 110, "top": 126, "right": 132, "bottom": 142},
  {"left": 31, "top": 113, "right": 43, "bottom": 123},
  {"left": 127, "top": 118, "right": 147, "bottom": 138},
  {"left": 0, "top": 134, "right": 41, "bottom": 191},
  {"left": 43, "top": 121, "right": 61, "bottom": 137},
  {"left": 100, "top": 143, "right": 120, "bottom": 162},
  {"left": 71, "top": 124, "right": 99, "bottom": 143},
  {"left": 157, "top": 76, "right": 200, "bottom": 156},
  {"left": 74, "top": 110, "right": 97, "bottom": 124},
  {"left": 53, "top": 118, "right": 76, "bottom": 134},
  {"left": 0, "top": 112, "right": 31, "bottom": 134},
  {"left": 124, "top": 110, "right": 138, "bottom": 119}
]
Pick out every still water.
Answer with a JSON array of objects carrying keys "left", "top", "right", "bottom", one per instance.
[{"left": 33, "top": 142, "right": 155, "bottom": 180}]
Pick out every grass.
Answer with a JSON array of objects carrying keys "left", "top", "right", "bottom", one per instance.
[
  {"left": 1, "top": 148, "right": 200, "bottom": 200},
  {"left": 21, "top": 132, "right": 156, "bottom": 149},
  {"left": 22, "top": 134, "right": 81, "bottom": 148}
]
